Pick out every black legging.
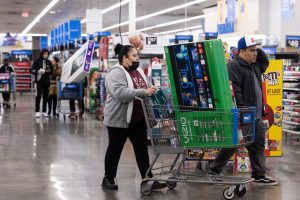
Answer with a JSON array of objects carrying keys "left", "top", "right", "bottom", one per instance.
[
  {"left": 35, "top": 83, "right": 49, "bottom": 113},
  {"left": 104, "top": 121, "right": 153, "bottom": 179},
  {"left": 48, "top": 95, "right": 57, "bottom": 115}
]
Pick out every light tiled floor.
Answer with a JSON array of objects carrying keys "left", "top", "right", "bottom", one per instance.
[{"left": 0, "top": 96, "right": 299, "bottom": 200}]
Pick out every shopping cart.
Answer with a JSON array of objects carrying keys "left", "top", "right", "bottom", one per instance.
[
  {"left": 138, "top": 92, "right": 256, "bottom": 200},
  {"left": 57, "top": 81, "right": 83, "bottom": 121},
  {"left": 0, "top": 73, "right": 16, "bottom": 109}
]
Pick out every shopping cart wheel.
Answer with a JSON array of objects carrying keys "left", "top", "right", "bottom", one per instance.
[
  {"left": 223, "top": 187, "right": 235, "bottom": 200},
  {"left": 166, "top": 181, "right": 177, "bottom": 189},
  {"left": 235, "top": 185, "right": 246, "bottom": 197},
  {"left": 141, "top": 182, "right": 152, "bottom": 196}
]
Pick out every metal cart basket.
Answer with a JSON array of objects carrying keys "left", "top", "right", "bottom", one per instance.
[
  {"left": 0, "top": 73, "right": 16, "bottom": 109},
  {"left": 138, "top": 92, "right": 256, "bottom": 200}
]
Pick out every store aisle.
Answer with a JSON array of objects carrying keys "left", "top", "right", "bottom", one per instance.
[{"left": 0, "top": 96, "right": 299, "bottom": 200}]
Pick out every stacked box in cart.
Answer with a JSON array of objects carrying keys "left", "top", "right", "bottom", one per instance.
[{"left": 164, "top": 39, "right": 255, "bottom": 148}]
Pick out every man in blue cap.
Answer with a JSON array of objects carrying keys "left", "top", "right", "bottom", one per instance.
[{"left": 210, "top": 36, "right": 278, "bottom": 185}]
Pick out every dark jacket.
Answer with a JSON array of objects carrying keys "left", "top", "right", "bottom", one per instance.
[
  {"left": 227, "top": 48, "right": 269, "bottom": 116},
  {"left": 0, "top": 65, "right": 14, "bottom": 74},
  {"left": 30, "top": 49, "right": 52, "bottom": 84}
]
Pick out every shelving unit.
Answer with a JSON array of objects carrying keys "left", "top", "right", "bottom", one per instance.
[
  {"left": 282, "top": 61, "right": 300, "bottom": 139},
  {"left": 11, "top": 50, "right": 33, "bottom": 93}
]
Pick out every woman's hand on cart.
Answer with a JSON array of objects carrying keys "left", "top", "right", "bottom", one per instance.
[{"left": 146, "top": 86, "right": 157, "bottom": 96}]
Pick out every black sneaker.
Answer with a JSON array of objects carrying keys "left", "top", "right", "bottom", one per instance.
[
  {"left": 253, "top": 175, "right": 278, "bottom": 186},
  {"left": 141, "top": 180, "right": 166, "bottom": 191},
  {"left": 102, "top": 177, "right": 118, "bottom": 190},
  {"left": 152, "top": 181, "right": 166, "bottom": 190}
]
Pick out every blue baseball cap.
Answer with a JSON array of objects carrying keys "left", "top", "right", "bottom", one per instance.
[{"left": 238, "top": 36, "right": 261, "bottom": 51}]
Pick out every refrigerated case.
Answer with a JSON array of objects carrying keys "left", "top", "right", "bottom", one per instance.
[{"left": 10, "top": 50, "right": 32, "bottom": 92}]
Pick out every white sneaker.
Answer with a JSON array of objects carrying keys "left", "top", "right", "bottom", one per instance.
[
  {"left": 35, "top": 112, "right": 40, "bottom": 118},
  {"left": 42, "top": 113, "right": 49, "bottom": 117}
]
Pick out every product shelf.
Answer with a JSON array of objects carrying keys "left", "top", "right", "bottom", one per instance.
[
  {"left": 283, "top": 99, "right": 300, "bottom": 103},
  {"left": 282, "top": 129, "right": 300, "bottom": 135},
  {"left": 282, "top": 120, "right": 300, "bottom": 126},
  {"left": 283, "top": 87, "right": 300, "bottom": 91},
  {"left": 283, "top": 110, "right": 300, "bottom": 116}
]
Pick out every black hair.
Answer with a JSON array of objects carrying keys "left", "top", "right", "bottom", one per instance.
[
  {"left": 40, "top": 48, "right": 50, "bottom": 58},
  {"left": 114, "top": 43, "right": 135, "bottom": 64},
  {"left": 3, "top": 58, "right": 9, "bottom": 62},
  {"left": 53, "top": 56, "right": 60, "bottom": 63}
]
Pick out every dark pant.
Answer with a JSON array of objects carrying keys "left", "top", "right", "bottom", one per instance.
[
  {"left": 211, "top": 119, "right": 266, "bottom": 178},
  {"left": 69, "top": 99, "right": 84, "bottom": 113},
  {"left": 104, "top": 121, "right": 152, "bottom": 179},
  {"left": 2, "top": 92, "right": 10, "bottom": 102},
  {"left": 48, "top": 95, "right": 57, "bottom": 115},
  {"left": 35, "top": 83, "right": 49, "bottom": 113}
]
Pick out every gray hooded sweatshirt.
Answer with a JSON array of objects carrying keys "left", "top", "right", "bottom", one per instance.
[{"left": 103, "top": 64, "right": 150, "bottom": 128}]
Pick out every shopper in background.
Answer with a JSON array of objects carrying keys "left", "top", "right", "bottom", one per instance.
[
  {"left": 30, "top": 49, "right": 53, "bottom": 118},
  {"left": 0, "top": 58, "right": 15, "bottom": 108},
  {"left": 48, "top": 56, "right": 62, "bottom": 117},
  {"left": 210, "top": 36, "right": 278, "bottom": 186},
  {"left": 102, "top": 43, "right": 166, "bottom": 191}
]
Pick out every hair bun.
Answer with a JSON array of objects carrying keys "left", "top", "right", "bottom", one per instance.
[{"left": 114, "top": 43, "right": 123, "bottom": 55}]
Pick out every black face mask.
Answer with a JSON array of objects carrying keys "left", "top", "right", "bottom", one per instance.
[{"left": 129, "top": 61, "right": 139, "bottom": 70}]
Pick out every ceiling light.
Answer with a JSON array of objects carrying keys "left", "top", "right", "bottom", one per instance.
[
  {"left": 136, "top": 15, "right": 205, "bottom": 32},
  {"left": 81, "top": 0, "right": 130, "bottom": 24},
  {"left": 154, "top": 25, "right": 203, "bottom": 35},
  {"left": 0, "top": 33, "right": 47, "bottom": 37},
  {"left": 21, "top": 0, "right": 60, "bottom": 34},
  {"left": 101, "top": 0, "right": 207, "bottom": 32},
  {"left": 102, "top": 21, "right": 130, "bottom": 31},
  {"left": 135, "top": 0, "right": 207, "bottom": 22}
]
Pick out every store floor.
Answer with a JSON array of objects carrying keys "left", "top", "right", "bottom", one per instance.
[{"left": 0, "top": 95, "right": 299, "bottom": 200}]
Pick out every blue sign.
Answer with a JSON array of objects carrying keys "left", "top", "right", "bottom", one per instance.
[
  {"left": 83, "top": 41, "right": 95, "bottom": 73},
  {"left": 64, "top": 22, "right": 69, "bottom": 42},
  {"left": 93, "top": 31, "right": 111, "bottom": 37},
  {"left": 227, "top": 0, "right": 236, "bottom": 23},
  {"left": 40, "top": 36, "right": 48, "bottom": 49},
  {"left": 218, "top": 22, "right": 235, "bottom": 34},
  {"left": 175, "top": 35, "right": 193, "bottom": 44},
  {"left": 205, "top": 32, "right": 218, "bottom": 40},
  {"left": 11, "top": 50, "right": 32, "bottom": 55},
  {"left": 282, "top": 0, "right": 296, "bottom": 20},
  {"left": 262, "top": 47, "right": 277, "bottom": 55},
  {"left": 69, "top": 20, "right": 81, "bottom": 40}
]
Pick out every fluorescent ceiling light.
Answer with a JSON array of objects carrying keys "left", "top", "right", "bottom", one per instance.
[
  {"left": 81, "top": 0, "right": 130, "bottom": 24},
  {"left": 0, "top": 33, "right": 47, "bottom": 37},
  {"left": 102, "top": 21, "right": 130, "bottom": 31},
  {"left": 136, "top": 0, "right": 207, "bottom": 22},
  {"left": 154, "top": 25, "right": 203, "bottom": 35},
  {"left": 21, "top": 0, "right": 60, "bottom": 34},
  {"left": 102, "top": 0, "right": 207, "bottom": 32},
  {"left": 136, "top": 15, "right": 204, "bottom": 32}
]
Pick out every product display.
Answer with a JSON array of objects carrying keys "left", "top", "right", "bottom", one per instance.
[
  {"left": 11, "top": 50, "right": 32, "bottom": 92},
  {"left": 282, "top": 59, "right": 300, "bottom": 136},
  {"left": 262, "top": 60, "right": 283, "bottom": 156}
]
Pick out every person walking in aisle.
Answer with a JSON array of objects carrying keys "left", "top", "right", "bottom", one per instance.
[
  {"left": 102, "top": 43, "right": 166, "bottom": 191},
  {"left": 210, "top": 36, "right": 278, "bottom": 185},
  {"left": 48, "top": 56, "right": 61, "bottom": 117},
  {"left": 30, "top": 49, "right": 52, "bottom": 118},
  {"left": 0, "top": 58, "right": 15, "bottom": 108}
]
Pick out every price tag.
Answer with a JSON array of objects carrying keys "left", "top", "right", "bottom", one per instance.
[{"left": 286, "top": 35, "right": 300, "bottom": 47}]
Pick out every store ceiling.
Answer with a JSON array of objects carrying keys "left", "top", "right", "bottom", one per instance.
[{"left": 0, "top": 0, "right": 217, "bottom": 35}]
